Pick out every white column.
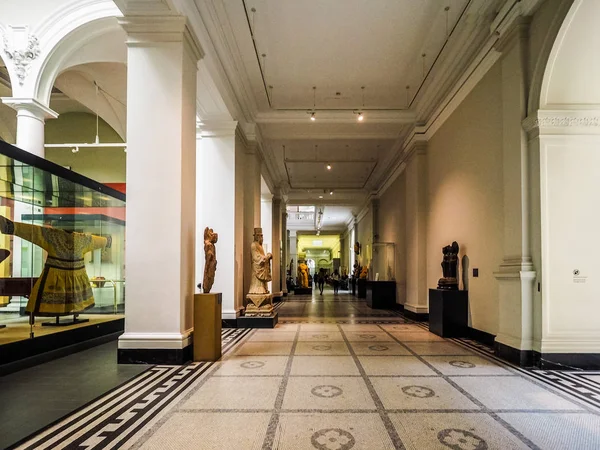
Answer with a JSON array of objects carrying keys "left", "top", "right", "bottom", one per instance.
[
  {"left": 281, "top": 204, "right": 288, "bottom": 295},
  {"left": 117, "top": 16, "right": 202, "bottom": 363},
  {"left": 196, "top": 121, "right": 240, "bottom": 321},
  {"left": 1, "top": 98, "right": 57, "bottom": 157},
  {"left": 261, "top": 193, "right": 273, "bottom": 293},
  {"left": 493, "top": 20, "right": 537, "bottom": 362},
  {"left": 243, "top": 151, "right": 262, "bottom": 297},
  {"left": 404, "top": 142, "right": 428, "bottom": 319},
  {"left": 289, "top": 230, "right": 298, "bottom": 284},
  {"left": 271, "top": 197, "right": 282, "bottom": 298}
]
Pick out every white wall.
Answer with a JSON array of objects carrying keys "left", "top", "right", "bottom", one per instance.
[
  {"left": 426, "top": 62, "right": 504, "bottom": 335},
  {"left": 379, "top": 172, "right": 407, "bottom": 304}
]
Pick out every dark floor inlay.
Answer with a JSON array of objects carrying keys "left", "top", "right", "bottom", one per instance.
[
  {"left": 437, "top": 428, "right": 488, "bottom": 450},
  {"left": 241, "top": 361, "right": 265, "bottom": 369},
  {"left": 402, "top": 385, "right": 436, "bottom": 398},
  {"left": 368, "top": 345, "right": 389, "bottom": 352},
  {"left": 449, "top": 360, "right": 476, "bottom": 369},
  {"left": 311, "top": 428, "right": 356, "bottom": 450},
  {"left": 311, "top": 385, "right": 344, "bottom": 398}
]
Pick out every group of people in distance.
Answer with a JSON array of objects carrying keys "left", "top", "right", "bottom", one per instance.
[{"left": 315, "top": 267, "right": 342, "bottom": 295}]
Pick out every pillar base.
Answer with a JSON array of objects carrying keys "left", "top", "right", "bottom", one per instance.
[
  {"left": 118, "top": 346, "right": 192, "bottom": 365},
  {"left": 237, "top": 312, "right": 278, "bottom": 329}
]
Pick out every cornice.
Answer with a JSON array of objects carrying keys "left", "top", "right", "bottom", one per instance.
[
  {"left": 523, "top": 109, "right": 600, "bottom": 137},
  {"left": 113, "top": 0, "right": 176, "bottom": 16},
  {"left": 493, "top": 16, "right": 531, "bottom": 55},
  {"left": 1, "top": 97, "right": 58, "bottom": 119}
]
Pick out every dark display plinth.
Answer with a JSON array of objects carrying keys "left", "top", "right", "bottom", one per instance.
[
  {"left": 366, "top": 281, "right": 396, "bottom": 309},
  {"left": 294, "top": 287, "right": 312, "bottom": 295},
  {"left": 357, "top": 279, "right": 367, "bottom": 298},
  {"left": 429, "top": 289, "right": 468, "bottom": 338},
  {"left": 238, "top": 313, "right": 278, "bottom": 329}
]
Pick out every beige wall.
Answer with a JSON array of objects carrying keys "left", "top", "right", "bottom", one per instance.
[
  {"left": 426, "top": 61, "right": 504, "bottom": 335},
  {"left": 45, "top": 112, "right": 125, "bottom": 183},
  {"left": 379, "top": 172, "right": 407, "bottom": 304},
  {"left": 356, "top": 207, "right": 373, "bottom": 269}
]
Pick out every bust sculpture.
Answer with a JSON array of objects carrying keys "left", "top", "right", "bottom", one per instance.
[
  {"left": 297, "top": 259, "right": 309, "bottom": 288},
  {"left": 438, "top": 241, "right": 459, "bottom": 290},
  {"left": 202, "top": 227, "right": 218, "bottom": 293},
  {"left": 245, "top": 227, "right": 274, "bottom": 317}
]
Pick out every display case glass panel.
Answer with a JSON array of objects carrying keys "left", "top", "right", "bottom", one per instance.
[
  {"left": 370, "top": 242, "right": 396, "bottom": 281},
  {"left": 0, "top": 141, "right": 125, "bottom": 352}
]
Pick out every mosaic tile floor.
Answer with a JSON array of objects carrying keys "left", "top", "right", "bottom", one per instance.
[{"left": 12, "top": 293, "right": 600, "bottom": 449}]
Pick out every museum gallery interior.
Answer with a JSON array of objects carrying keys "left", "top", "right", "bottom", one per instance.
[{"left": 0, "top": 0, "right": 599, "bottom": 449}]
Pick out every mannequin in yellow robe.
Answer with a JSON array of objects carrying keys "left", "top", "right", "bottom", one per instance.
[{"left": 0, "top": 215, "right": 110, "bottom": 316}]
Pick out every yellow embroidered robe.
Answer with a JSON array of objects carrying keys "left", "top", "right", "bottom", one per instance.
[{"left": 8, "top": 220, "right": 108, "bottom": 316}]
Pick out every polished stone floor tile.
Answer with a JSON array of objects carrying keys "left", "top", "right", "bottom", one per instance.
[
  {"left": 358, "top": 356, "right": 438, "bottom": 376},
  {"left": 180, "top": 376, "right": 282, "bottom": 410},
  {"left": 295, "top": 341, "right": 351, "bottom": 356},
  {"left": 371, "top": 377, "right": 480, "bottom": 410},
  {"left": 389, "top": 412, "right": 531, "bottom": 449},
  {"left": 274, "top": 323, "right": 301, "bottom": 330},
  {"left": 340, "top": 324, "right": 384, "bottom": 332},
  {"left": 451, "top": 376, "right": 584, "bottom": 410},
  {"left": 297, "top": 331, "right": 344, "bottom": 342},
  {"left": 344, "top": 331, "right": 395, "bottom": 342},
  {"left": 282, "top": 376, "right": 376, "bottom": 411},
  {"left": 274, "top": 413, "right": 395, "bottom": 449},
  {"left": 213, "top": 356, "right": 289, "bottom": 376},
  {"left": 248, "top": 331, "right": 297, "bottom": 342},
  {"left": 404, "top": 341, "right": 476, "bottom": 356},
  {"left": 290, "top": 356, "right": 360, "bottom": 376},
  {"left": 390, "top": 331, "right": 445, "bottom": 342},
  {"left": 234, "top": 341, "right": 293, "bottom": 356},
  {"left": 379, "top": 323, "right": 427, "bottom": 332},
  {"left": 422, "top": 355, "right": 513, "bottom": 375},
  {"left": 349, "top": 341, "right": 412, "bottom": 356},
  {"left": 498, "top": 412, "right": 600, "bottom": 450},
  {"left": 299, "top": 323, "right": 340, "bottom": 331},
  {"left": 138, "top": 412, "right": 270, "bottom": 450}
]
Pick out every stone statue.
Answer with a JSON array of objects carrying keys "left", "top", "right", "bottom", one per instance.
[
  {"left": 438, "top": 241, "right": 459, "bottom": 290},
  {"left": 297, "top": 259, "right": 309, "bottom": 288},
  {"left": 202, "top": 227, "right": 218, "bottom": 293},
  {"left": 354, "top": 241, "right": 361, "bottom": 256},
  {"left": 245, "top": 227, "right": 274, "bottom": 316}
]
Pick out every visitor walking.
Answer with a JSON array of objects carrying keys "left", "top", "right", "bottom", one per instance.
[
  {"left": 317, "top": 268, "right": 325, "bottom": 295},
  {"left": 332, "top": 269, "right": 341, "bottom": 294}
]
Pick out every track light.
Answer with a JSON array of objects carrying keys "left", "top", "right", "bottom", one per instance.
[
  {"left": 357, "top": 112, "right": 364, "bottom": 121},
  {"left": 319, "top": 195, "right": 323, "bottom": 199},
  {"left": 71, "top": 146, "right": 79, "bottom": 154},
  {"left": 310, "top": 112, "right": 316, "bottom": 121},
  {"left": 326, "top": 164, "right": 332, "bottom": 171},
  {"left": 329, "top": 190, "right": 333, "bottom": 195}
]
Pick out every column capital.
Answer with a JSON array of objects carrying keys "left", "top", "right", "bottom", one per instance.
[
  {"left": 1, "top": 97, "right": 58, "bottom": 120},
  {"left": 494, "top": 16, "right": 531, "bottom": 55},
  {"left": 118, "top": 15, "right": 203, "bottom": 62},
  {"left": 196, "top": 119, "right": 238, "bottom": 138}
]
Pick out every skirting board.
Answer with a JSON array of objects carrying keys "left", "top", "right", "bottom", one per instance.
[
  {"left": 467, "top": 326, "right": 496, "bottom": 348},
  {"left": 533, "top": 352, "right": 600, "bottom": 370},
  {"left": 118, "top": 345, "right": 192, "bottom": 365},
  {"left": 403, "top": 309, "right": 428, "bottom": 322},
  {"left": 494, "top": 341, "right": 535, "bottom": 367}
]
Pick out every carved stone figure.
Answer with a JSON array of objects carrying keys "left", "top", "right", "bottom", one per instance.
[
  {"left": 246, "top": 227, "right": 274, "bottom": 316},
  {"left": 202, "top": 227, "right": 218, "bottom": 293},
  {"left": 297, "top": 259, "right": 309, "bottom": 288},
  {"left": 354, "top": 241, "right": 361, "bottom": 256},
  {"left": 359, "top": 265, "right": 369, "bottom": 279},
  {"left": 437, "top": 241, "right": 459, "bottom": 290}
]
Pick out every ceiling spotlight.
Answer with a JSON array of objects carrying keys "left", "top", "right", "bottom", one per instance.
[
  {"left": 326, "top": 164, "right": 332, "bottom": 171},
  {"left": 310, "top": 112, "right": 316, "bottom": 121},
  {"left": 329, "top": 190, "right": 333, "bottom": 195},
  {"left": 357, "top": 112, "right": 364, "bottom": 122},
  {"left": 319, "top": 195, "right": 323, "bottom": 199},
  {"left": 123, "top": 147, "right": 127, "bottom": 153},
  {"left": 71, "top": 146, "right": 79, "bottom": 154}
]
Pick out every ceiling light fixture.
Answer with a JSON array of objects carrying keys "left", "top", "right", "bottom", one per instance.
[
  {"left": 72, "top": 146, "right": 79, "bottom": 154},
  {"left": 308, "top": 86, "right": 317, "bottom": 121},
  {"left": 319, "top": 195, "right": 323, "bottom": 199},
  {"left": 357, "top": 112, "right": 364, "bottom": 122},
  {"left": 310, "top": 112, "right": 316, "bottom": 121},
  {"left": 326, "top": 164, "right": 332, "bottom": 171},
  {"left": 355, "top": 86, "right": 366, "bottom": 122},
  {"left": 329, "top": 190, "right": 333, "bottom": 195}
]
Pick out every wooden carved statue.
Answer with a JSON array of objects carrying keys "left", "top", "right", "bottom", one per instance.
[{"left": 202, "top": 227, "right": 218, "bottom": 293}]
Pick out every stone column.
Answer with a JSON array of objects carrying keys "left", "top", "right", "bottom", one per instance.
[
  {"left": 243, "top": 150, "right": 262, "bottom": 299},
  {"left": 271, "top": 196, "right": 283, "bottom": 299},
  {"left": 1, "top": 98, "right": 57, "bottom": 157},
  {"left": 289, "top": 230, "right": 298, "bottom": 284},
  {"left": 196, "top": 120, "right": 241, "bottom": 323},
  {"left": 404, "top": 141, "right": 428, "bottom": 321},
  {"left": 493, "top": 19, "right": 537, "bottom": 366},
  {"left": 261, "top": 193, "right": 273, "bottom": 293},
  {"left": 117, "top": 16, "right": 202, "bottom": 364},
  {"left": 281, "top": 204, "right": 288, "bottom": 295}
]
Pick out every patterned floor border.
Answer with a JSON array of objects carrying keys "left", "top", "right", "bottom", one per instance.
[{"left": 11, "top": 328, "right": 252, "bottom": 450}]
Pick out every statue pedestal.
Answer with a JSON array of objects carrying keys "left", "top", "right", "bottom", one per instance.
[
  {"left": 294, "top": 287, "right": 312, "bottom": 295},
  {"left": 193, "top": 293, "right": 222, "bottom": 362},
  {"left": 428, "top": 289, "right": 468, "bottom": 338},
  {"left": 238, "top": 293, "right": 278, "bottom": 328}
]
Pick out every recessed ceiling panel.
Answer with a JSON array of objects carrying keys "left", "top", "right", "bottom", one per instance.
[{"left": 286, "top": 160, "right": 376, "bottom": 189}]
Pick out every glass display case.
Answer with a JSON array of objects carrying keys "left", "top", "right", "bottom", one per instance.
[
  {"left": 0, "top": 141, "right": 126, "bottom": 364},
  {"left": 370, "top": 242, "right": 396, "bottom": 281}
]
